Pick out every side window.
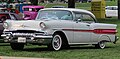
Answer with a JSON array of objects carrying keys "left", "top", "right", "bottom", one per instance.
[
  {"left": 75, "top": 13, "right": 95, "bottom": 23},
  {"left": 112, "top": 7, "right": 117, "bottom": 10},
  {"left": 106, "top": 7, "right": 112, "bottom": 10},
  {"left": 24, "top": 8, "right": 29, "bottom": 11},
  {"left": 60, "top": 11, "right": 73, "bottom": 20}
]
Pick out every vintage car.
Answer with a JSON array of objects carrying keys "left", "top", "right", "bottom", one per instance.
[
  {"left": 0, "top": 8, "right": 20, "bottom": 14},
  {"left": 106, "top": 6, "right": 118, "bottom": 17},
  {"left": 0, "top": 12, "right": 23, "bottom": 22},
  {"left": 15, "top": 3, "right": 31, "bottom": 13},
  {"left": 23, "top": 5, "right": 44, "bottom": 20},
  {"left": 1, "top": 8, "right": 118, "bottom": 51}
]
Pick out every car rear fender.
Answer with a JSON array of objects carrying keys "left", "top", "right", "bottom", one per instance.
[{"left": 98, "top": 34, "right": 111, "bottom": 43}]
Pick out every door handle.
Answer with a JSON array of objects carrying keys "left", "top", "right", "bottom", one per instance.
[{"left": 86, "top": 24, "right": 90, "bottom": 26}]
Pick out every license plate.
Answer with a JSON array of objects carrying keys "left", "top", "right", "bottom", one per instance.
[{"left": 18, "top": 37, "right": 26, "bottom": 43}]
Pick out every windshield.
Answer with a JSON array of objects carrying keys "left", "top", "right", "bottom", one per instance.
[{"left": 36, "top": 10, "right": 73, "bottom": 20}]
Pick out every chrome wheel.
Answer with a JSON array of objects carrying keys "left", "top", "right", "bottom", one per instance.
[
  {"left": 99, "top": 42, "right": 105, "bottom": 49},
  {"left": 95, "top": 42, "right": 106, "bottom": 49},
  {"left": 52, "top": 35, "right": 62, "bottom": 51}
]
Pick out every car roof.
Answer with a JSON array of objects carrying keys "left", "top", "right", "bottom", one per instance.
[
  {"left": 40, "top": 8, "right": 96, "bottom": 18},
  {"left": 0, "top": 12, "right": 16, "bottom": 14},
  {"left": 23, "top": 5, "right": 44, "bottom": 8},
  {"left": 106, "top": 6, "right": 118, "bottom": 8}
]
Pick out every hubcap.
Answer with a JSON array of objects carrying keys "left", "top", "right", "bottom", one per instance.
[
  {"left": 99, "top": 42, "right": 105, "bottom": 49},
  {"left": 52, "top": 35, "right": 62, "bottom": 50}
]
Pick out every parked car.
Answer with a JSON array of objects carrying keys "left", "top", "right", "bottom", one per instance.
[
  {"left": 0, "top": 12, "right": 23, "bottom": 22},
  {"left": 1, "top": 8, "right": 118, "bottom": 51},
  {"left": 0, "top": 8, "right": 20, "bottom": 14},
  {"left": 0, "top": 2, "right": 7, "bottom": 8},
  {"left": 106, "top": 6, "right": 118, "bottom": 17},
  {"left": 15, "top": 3, "right": 31, "bottom": 13},
  {"left": 23, "top": 5, "right": 44, "bottom": 20}
]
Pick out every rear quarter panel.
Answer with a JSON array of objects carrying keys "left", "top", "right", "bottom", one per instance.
[{"left": 90, "top": 23, "right": 117, "bottom": 43}]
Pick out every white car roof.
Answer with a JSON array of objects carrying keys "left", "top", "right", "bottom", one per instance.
[
  {"left": 106, "top": 6, "right": 118, "bottom": 8},
  {"left": 40, "top": 8, "right": 96, "bottom": 18}
]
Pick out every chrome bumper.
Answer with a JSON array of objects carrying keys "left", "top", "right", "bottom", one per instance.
[{"left": 1, "top": 32, "right": 52, "bottom": 44}]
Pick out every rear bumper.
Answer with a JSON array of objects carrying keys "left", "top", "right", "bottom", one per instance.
[
  {"left": 113, "top": 36, "right": 119, "bottom": 44},
  {"left": 1, "top": 32, "right": 52, "bottom": 44}
]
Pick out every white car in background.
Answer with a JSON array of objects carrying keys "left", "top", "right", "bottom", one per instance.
[
  {"left": 106, "top": 6, "right": 118, "bottom": 17},
  {"left": 1, "top": 8, "right": 118, "bottom": 51}
]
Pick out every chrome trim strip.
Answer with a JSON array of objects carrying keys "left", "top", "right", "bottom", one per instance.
[
  {"left": 1, "top": 32, "right": 52, "bottom": 39},
  {"left": 35, "top": 36, "right": 52, "bottom": 39},
  {"left": 1, "top": 34, "right": 7, "bottom": 37}
]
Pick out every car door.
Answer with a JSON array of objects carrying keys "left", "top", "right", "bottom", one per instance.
[{"left": 73, "top": 12, "right": 95, "bottom": 43}]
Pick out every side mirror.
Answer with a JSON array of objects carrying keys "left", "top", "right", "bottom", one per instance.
[
  {"left": 76, "top": 19, "right": 82, "bottom": 23},
  {"left": 78, "top": 19, "right": 82, "bottom": 22}
]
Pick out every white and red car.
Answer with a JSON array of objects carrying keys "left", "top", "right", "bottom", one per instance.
[{"left": 1, "top": 8, "right": 118, "bottom": 51}]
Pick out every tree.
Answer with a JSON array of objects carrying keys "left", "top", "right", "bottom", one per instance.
[
  {"left": 68, "top": 0, "right": 75, "bottom": 8},
  {"left": 118, "top": 0, "right": 120, "bottom": 19},
  {"left": 30, "top": 0, "right": 38, "bottom": 5},
  {"left": 7, "top": 0, "right": 12, "bottom": 4}
]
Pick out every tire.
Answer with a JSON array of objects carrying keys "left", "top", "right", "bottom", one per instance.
[
  {"left": 48, "top": 34, "right": 62, "bottom": 51},
  {"left": 95, "top": 42, "right": 106, "bottom": 49},
  {"left": 10, "top": 43, "right": 24, "bottom": 50},
  {"left": 1, "top": 17, "right": 6, "bottom": 22}
]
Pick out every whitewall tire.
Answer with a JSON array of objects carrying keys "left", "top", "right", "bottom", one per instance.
[
  {"left": 48, "top": 34, "right": 62, "bottom": 51},
  {"left": 52, "top": 35, "right": 62, "bottom": 50},
  {"left": 95, "top": 42, "right": 106, "bottom": 49}
]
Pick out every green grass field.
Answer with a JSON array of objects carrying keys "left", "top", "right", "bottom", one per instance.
[
  {"left": 0, "top": 1, "right": 120, "bottom": 59},
  {"left": 39, "top": 1, "right": 117, "bottom": 10}
]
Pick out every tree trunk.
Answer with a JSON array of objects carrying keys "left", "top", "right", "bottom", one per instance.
[
  {"left": 8, "top": 0, "right": 12, "bottom": 4},
  {"left": 118, "top": 0, "right": 120, "bottom": 19},
  {"left": 30, "top": 0, "right": 38, "bottom": 5},
  {"left": 68, "top": 0, "right": 75, "bottom": 8}
]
